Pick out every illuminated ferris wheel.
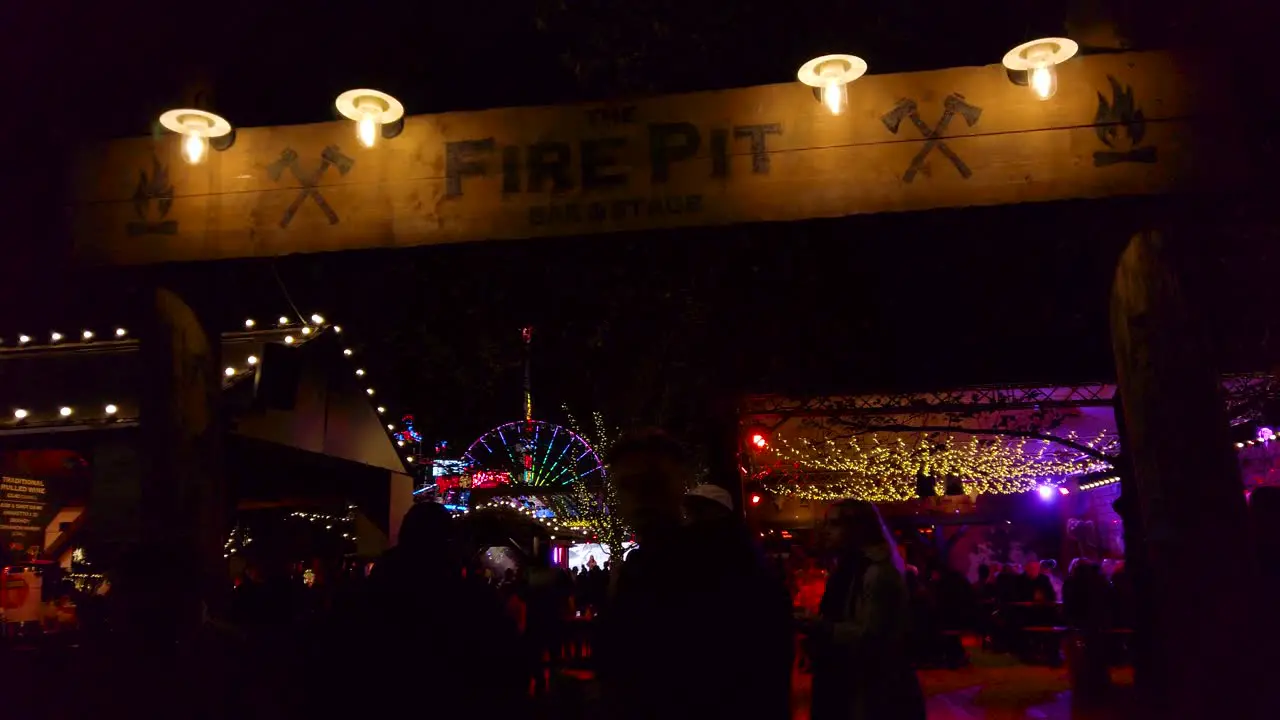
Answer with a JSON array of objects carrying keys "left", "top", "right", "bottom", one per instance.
[{"left": 463, "top": 420, "right": 605, "bottom": 489}]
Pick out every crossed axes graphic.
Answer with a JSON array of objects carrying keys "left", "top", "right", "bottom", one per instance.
[
  {"left": 881, "top": 94, "right": 983, "bottom": 183},
  {"left": 267, "top": 146, "right": 355, "bottom": 228}
]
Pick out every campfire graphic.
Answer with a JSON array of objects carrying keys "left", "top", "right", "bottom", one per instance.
[
  {"left": 127, "top": 156, "right": 177, "bottom": 236},
  {"left": 1093, "top": 76, "right": 1158, "bottom": 167}
]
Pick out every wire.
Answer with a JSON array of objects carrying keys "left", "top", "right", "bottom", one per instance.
[{"left": 269, "top": 261, "right": 305, "bottom": 325}]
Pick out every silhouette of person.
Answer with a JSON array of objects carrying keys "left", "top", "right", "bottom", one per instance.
[
  {"left": 309, "top": 503, "right": 527, "bottom": 717},
  {"left": 682, "top": 483, "right": 794, "bottom": 720},
  {"left": 597, "top": 430, "right": 702, "bottom": 720},
  {"left": 600, "top": 431, "right": 791, "bottom": 720}
]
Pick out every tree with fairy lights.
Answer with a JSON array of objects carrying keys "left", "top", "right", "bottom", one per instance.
[{"left": 563, "top": 408, "right": 632, "bottom": 562}]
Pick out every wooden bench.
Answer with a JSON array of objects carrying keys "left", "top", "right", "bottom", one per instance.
[{"left": 1022, "top": 626, "right": 1070, "bottom": 666}]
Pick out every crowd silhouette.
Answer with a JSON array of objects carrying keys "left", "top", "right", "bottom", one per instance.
[{"left": 20, "top": 428, "right": 1184, "bottom": 720}]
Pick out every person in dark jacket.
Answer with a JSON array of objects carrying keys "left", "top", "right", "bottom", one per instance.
[
  {"left": 682, "top": 483, "right": 794, "bottom": 720},
  {"left": 994, "top": 563, "right": 1021, "bottom": 605},
  {"left": 308, "top": 503, "right": 527, "bottom": 718},
  {"left": 597, "top": 431, "right": 733, "bottom": 720},
  {"left": 1019, "top": 560, "right": 1057, "bottom": 603}
]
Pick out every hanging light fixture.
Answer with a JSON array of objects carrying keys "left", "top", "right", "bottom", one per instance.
[
  {"left": 335, "top": 89, "right": 406, "bottom": 148},
  {"left": 797, "top": 54, "right": 868, "bottom": 116},
  {"left": 158, "top": 109, "right": 235, "bottom": 165},
  {"left": 1002, "top": 38, "right": 1078, "bottom": 101}
]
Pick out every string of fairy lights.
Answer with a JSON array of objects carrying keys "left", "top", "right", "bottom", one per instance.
[
  {"left": 1, "top": 312, "right": 417, "bottom": 475},
  {"left": 1079, "top": 475, "right": 1121, "bottom": 491},
  {"left": 224, "top": 508, "right": 358, "bottom": 558},
  {"left": 228, "top": 314, "right": 418, "bottom": 473},
  {"left": 2, "top": 313, "right": 421, "bottom": 557},
  {"left": 224, "top": 525, "right": 254, "bottom": 557},
  {"left": 457, "top": 499, "right": 591, "bottom": 540},
  {"left": 763, "top": 430, "right": 1117, "bottom": 502}
]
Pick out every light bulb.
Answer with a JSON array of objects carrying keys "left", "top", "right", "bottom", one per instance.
[
  {"left": 182, "top": 129, "right": 208, "bottom": 165},
  {"left": 820, "top": 77, "right": 848, "bottom": 116},
  {"left": 59, "top": 407, "right": 73, "bottom": 417},
  {"left": 1029, "top": 65, "right": 1058, "bottom": 101},
  {"left": 105, "top": 404, "right": 118, "bottom": 415},
  {"left": 247, "top": 355, "right": 258, "bottom": 365},
  {"left": 356, "top": 104, "right": 381, "bottom": 148},
  {"left": 14, "top": 409, "right": 28, "bottom": 420}
]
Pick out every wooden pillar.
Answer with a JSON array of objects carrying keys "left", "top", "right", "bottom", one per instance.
[
  {"left": 134, "top": 286, "right": 224, "bottom": 636},
  {"left": 1110, "top": 230, "right": 1262, "bottom": 718},
  {"left": 1108, "top": 393, "right": 1154, "bottom": 693}
]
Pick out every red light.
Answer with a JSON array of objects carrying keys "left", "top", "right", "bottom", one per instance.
[
  {"left": 750, "top": 493, "right": 762, "bottom": 505},
  {"left": 751, "top": 433, "right": 767, "bottom": 449}
]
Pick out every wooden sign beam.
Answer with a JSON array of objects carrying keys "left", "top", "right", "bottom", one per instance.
[{"left": 74, "top": 51, "right": 1189, "bottom": 265}]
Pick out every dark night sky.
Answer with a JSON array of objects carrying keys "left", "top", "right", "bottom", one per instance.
[{"left": 1, "top": 1, "right": 1275, "bottom": 450}]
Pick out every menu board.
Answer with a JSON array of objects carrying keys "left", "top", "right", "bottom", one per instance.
[{"left": 1, "top": 476, "right": 49, "bottom": 551}]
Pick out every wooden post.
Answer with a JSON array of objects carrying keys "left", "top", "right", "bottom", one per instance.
[
  {"left": 135, "top": 286, "right": 224, "bottom": 637},
  {"left": 1110, "top": 230, "right": 1262, "bottom": 718},
  {"left": 1108, "top": 393, "right": 1154, "bottom": 692}
]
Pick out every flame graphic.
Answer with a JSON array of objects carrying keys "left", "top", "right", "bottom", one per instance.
[{"left": 1094, "top": 76, "right": 1147, "bottom": 149}]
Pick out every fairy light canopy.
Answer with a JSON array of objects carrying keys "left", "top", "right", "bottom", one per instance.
[
  {"left": 745, "top": 375, "right": 1278, "bottom": 505},
  {"left": 744, "top": 383, "right": 1124, "bottom": 503},
  {"left": 764, "top": 431, "right": 1115, "bottom": 502}
]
